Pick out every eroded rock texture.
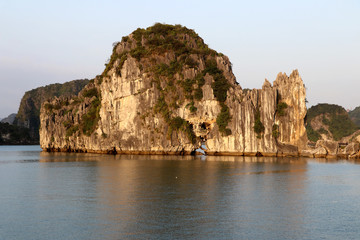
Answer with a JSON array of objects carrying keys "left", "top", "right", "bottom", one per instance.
[{"left": 40, "top": 24, "right": 307, "bottom": 156}]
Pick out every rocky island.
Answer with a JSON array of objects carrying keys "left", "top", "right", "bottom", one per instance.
[
  {"left": 39, "top": 23, "right": 359, "bottom": 158},
  {"left": 0, "top": 79, "right": 89, "bottom": 145}
]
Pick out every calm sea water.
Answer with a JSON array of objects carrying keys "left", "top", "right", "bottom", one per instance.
[{"left": 1, "top": 146, "right": 360, "bottom": 240}]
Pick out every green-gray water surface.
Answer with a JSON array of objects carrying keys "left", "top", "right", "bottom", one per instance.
[{"left": 1, "top": 145, "right": 360, "bottom": 240}]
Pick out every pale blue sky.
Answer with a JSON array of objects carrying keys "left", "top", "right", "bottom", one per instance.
[{"left": 0, "top": 0, "right": 359, "bottom": 118}]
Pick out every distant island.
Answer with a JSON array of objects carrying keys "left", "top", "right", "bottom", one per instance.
[
  {"left": 0, "top": 79, "right": 89, "bottom": 145},
  {"left": 2, "top": 23, "right": 359, "bottom": 159}
]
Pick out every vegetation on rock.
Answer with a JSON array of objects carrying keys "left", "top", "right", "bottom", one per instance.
[
  {"left": 216, "top": 103, "right": 232, "bottom": 136},
  {"left": 276, "top": 102, "right": 288, "bottom": 116},
  {"left": 100, "top": 23, "right": 232, "bottom": 141},
  {"left": 272, "top": 124, "right": 279, "bottom": 139},
  {"left": 81, "top": 95, "right": 101, "bottom": 136},
  {"left": 306, "top": 104, "right": 359, "bottom": 142},
  {"left": 46, "top": 81, "right": 102, "bottom": 138},
  {"left": 203, "top": 59, "right": 232, "bottom": 135},
  {"left": 154, "top": 95, "right": 196, "bottom": 144},
  {"left": 349, "top": 106, "right": 360, "bottom": 127},
  {"left": 0, "top": 122, "right": 34, "bottom": 145},
  {"left": 39, "top": 24, "right": 310, "bottom": 156},
  {"left": 306, "top": 125, "right": 321, "bottom": 142},
  {"left": 11, "top": 79, "right": 89, "bottom": 144},
  {"left": 254, "top": 109, "right": 265, "bottom": 138}
]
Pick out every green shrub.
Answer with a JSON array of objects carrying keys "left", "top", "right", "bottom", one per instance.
[
  {"left": 132, "top": 28, "right": 145, "bottom": 45},
  {"left": 184, "top": 57, "right": 198, "bottom": 68},
  {"left": 254, "top": 109, "right": 265, "bottom": 138},
  {"left": 63, "top": 120, "right": 72, "bottom": 129},
  {"left": 181, "top": 78, "right": 195, "bottom": 93},
  {"left": 154, "top": 96, "right": 170, "bottom": 123},
  {"left": 322, "top": 116, "right": 330, "bottom": 125},
  {"left": 318, "top": 127, "right": 328, "bottom": 135},
  {"left": 211, "top": 73, "right": 229, "bottom": 103},
  {"left": 204, "top": 59, "right": 222, "bottom": 75},
  {"left": 169, "top": 60, "right": 182, "bottom": 76},
  {"left": 66, "top": 125, "right": 79, "bottom": 137},
  {"left": 272, "top": 124, "right": 279, "bottom": 139},
  {"left": 216, "top": 103, "right": 232, "bottom": 136},
  {"left": 194, "top": 88, "right": 203, "bottom": 101},
  {"left": 170, "top": 117, "right": 184, "bottom": 130},
  {"left": 81, "top": 98, "right": 101, "bottom": 136},
  {"left": 183, "top": 121, "right": 196, "bottom": 144},
  {"left": 154, "top": 63, "right": 170, "bottom": 76},
  {"left": 44, "top": 103, "right": 53, "bottom": 112},
  {"left": 115, "top": 52, "right": 128, "bottom": 75},
  {"left": 173, "top": 41, "right": 190, "bottom": 56},
  {"left": 185, "top": 101, "right": 197, "bottom": 113},
  {"left": 203, "top": 59, "right": 229, "bottom": 103},
  {"left": 202, "top": 58, "right": 232, "bottom": 131},
  {"left": 102, "top": 43, "right": 121, "bottom": 76},
  {"left": 276, "top": 102, "right": 288, "bottom": 116},
  {"left": 306, "top": 125, "right": 321, "bottom": 142},
  {"left": 149, "top": 23, "right": 176, "bottom": 35},
  {"left": 82, "top": 88, "right": 98, "bottom": 98},
  {"left": 196, "top": 74, "right": 205, "bottom": 87},
  {"left": 53, "top": 104, "right": 61, "bottom": 110},
  {"left": 130, "top": 46, "right": 147, "bottom": 61},
  {"left": 168, "top": 116, "right": 196, "bottom": 144},
  {"left": 154, "top": 61, "right": 183, "bottom": 79},
  {"left": 189, "top": 104, "right": 197, "bottom": 113}
]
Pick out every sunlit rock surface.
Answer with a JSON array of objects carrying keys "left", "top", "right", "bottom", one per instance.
[{"left": 40, "top": 24, "right": 310, "bottom": 157}]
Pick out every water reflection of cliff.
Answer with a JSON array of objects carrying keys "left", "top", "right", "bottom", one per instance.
[{"left": 39, "top": 154, "right": 310, "bottom": 239}]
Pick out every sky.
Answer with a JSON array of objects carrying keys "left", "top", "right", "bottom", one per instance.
[{"left": 0, "top": 0, "right": 359, "bottom": 118}]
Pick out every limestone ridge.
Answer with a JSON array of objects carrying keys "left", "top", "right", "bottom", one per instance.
[
  {"left": 206, "top": 70, "right": 307, "bottom": 156},
  {"left": 40, "top": 23, "right": 307, "bottom": 156},
  {"left": 15, "top": 79, "right": 89, "bottom": 142}
]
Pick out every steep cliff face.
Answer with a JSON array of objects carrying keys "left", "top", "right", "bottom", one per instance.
[
  {"left": 15, "top": 79, "right": 89, "bottom": 142},
  {"left": 40, "top": 24, "right": 307, "bottom": 156},
  {"left": 205, "top": 70, "right": 307, "bottom": 156}
]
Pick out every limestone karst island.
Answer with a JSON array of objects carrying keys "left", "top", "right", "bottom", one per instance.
[{"left": 37, "top": 24, "right": 360, "bottom": 159}]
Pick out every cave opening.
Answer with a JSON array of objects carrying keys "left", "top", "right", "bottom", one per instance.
[{"left": 195, "top": 136, "right": 207, "bottom": 155}]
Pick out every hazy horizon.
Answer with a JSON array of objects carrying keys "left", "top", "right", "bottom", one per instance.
[{"left": 1, "top": 0, "right": 359, "bottom": 118}]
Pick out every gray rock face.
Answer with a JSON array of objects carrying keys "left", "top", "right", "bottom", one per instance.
[
  {"left": 15, "top": 79, "right": 89, "bottom": 142},
  {"left": 1, "top": 113, "right": 16, "bottom": 124},
  {"left": 39, "top": 24, "right": 308, "bottom": 156},
  {"left": 205, "top": 70, "right": 307, "bottom": 155}
]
